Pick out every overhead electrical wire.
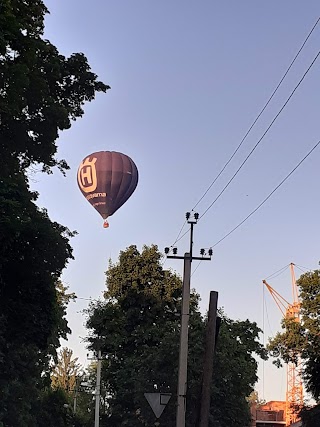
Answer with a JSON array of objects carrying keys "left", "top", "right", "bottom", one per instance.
[
  {"left": 171, "top": 220, "right": 188, "bottom": 248},
  {"left": 295, "top": 265, "right": 307, "bottom": 274},
  {"left": 192, "top": 16, "right": 320, "bottom": 213},
  {"left": 200, "top": 49, "right": 320, "bottom": 220},
  {"left": 185, "top": 138, "right": 320, "bottom": 273},
  {"left": 173, "top": 48, "right": 320, "bottom": 250},
  {"left": 161, "top": 220, "right": 188, "bottom": 265},
  {"left": 211, "top": 138, "right": 320, "bottom": 248},
  {"left": 191, "top": 261, "right": 201, "bottom": 277},
  {"left": 169, "top": 18, "right": 320, "bottom": 248}
]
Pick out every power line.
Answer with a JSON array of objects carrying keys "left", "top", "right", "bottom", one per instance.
[
  {"left": 161, "top": 221, "right": 189, "bottom": 266},
  {"left": 295, "top": 265, "right": 307, "bottom": 274},
  {"left": 191, "top": 260, "right": 202, "bottom": 277},
  {"left": 170, "top": 133, "right": 319, "bottom": 275},
  {"left": 170, "top": 220, "right": 188, "bottom": 249},
  {"left": 178, "top": 137, "right": 320, "bottom": 275},
  {"left": 171, "top": 227, "right": 190, "bottom": 247},
  {"left": 70, "top": 296, "right": 102, "bottom": 305},
  {"left": 168, "top": 19, "right": 320, "bottom": 251},
  {"left": 199, "top": 49, "right": 320, "bottom": 220},
  {"left": 192, "top": 17, "right": 320, "bottom": 213},
  {"left": 211, "top": 138, "right": 320, "bottom": 248}
]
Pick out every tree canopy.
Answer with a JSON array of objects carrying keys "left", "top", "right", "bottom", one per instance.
[
  {"left": 86, "top": 245, "right": 267, "bottom": 427},
  {"left": 0, "top": 1, "right": 109, "bottom": 425},
  {"left": 0, "top": 0, "right": 109, "bottom": 175},
  {"left": 51, "top": 347, "right": 82, "bottom": 393}
]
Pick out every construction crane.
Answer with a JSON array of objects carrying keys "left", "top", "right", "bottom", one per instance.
[{"left": 262, "top": 262, "right": 303, "bottom": 426}]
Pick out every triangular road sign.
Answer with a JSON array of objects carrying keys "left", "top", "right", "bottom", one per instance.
[{"left": 144, "top": 392, "right": 171, "bottom": 418}]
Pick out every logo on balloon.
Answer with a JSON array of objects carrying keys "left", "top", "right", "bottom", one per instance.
[{"left": 77, "top": 157, "right": 98, "bottom": 193}]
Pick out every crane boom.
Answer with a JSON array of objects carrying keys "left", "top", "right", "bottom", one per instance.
[{"left": 263, "top": 263, "right": 303, "bottom": 426}]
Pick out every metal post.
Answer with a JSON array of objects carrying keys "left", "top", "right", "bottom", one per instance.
[
  {"left": 95, "top": 350, "right": 102, "bottom": 427},
  {"left": 176, "top": 253, "right": 192, "bottom": 427}
]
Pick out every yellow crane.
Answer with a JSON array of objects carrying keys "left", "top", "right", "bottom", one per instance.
[{"left": 262, "top": 263, "right": 303, "bottom": 426}]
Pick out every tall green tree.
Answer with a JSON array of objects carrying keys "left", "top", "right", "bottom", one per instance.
[
  {"left": 51, "top": 347, "right": 82, "bottom": 393},
  {"left": 50, "top": 348, "right": 95, "bottom": 427},
  {"left": 0, "top": 1, "right": 109, "bottom": 425},
  {"left": 0, "top": 179, "right": 75, "bottom": 426},
  {"left": 0, "top": 0, "right": 109, "bottom": 175},
  {"left": 86, "top": 245, "right": 266, "bottom": 427}
]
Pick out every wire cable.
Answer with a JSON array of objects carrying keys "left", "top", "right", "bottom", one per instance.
[
  {"left": 161, "top": 222, "right": 189, "bottom": 265},
  {"left": 167, "top": 19, "right": 320, "bottom": 256},
  {"left": 295, "top": 263, "right": 313, "bottom": 272},
  {"left": 266, "top": 268, "right": 290, "bottom": 282},
  {"left": 295, "top": 265, "right": 307, "bottom": 274},
  {"left": 192, "top": 17, "right": 320, "bottom": 212},
  {"left": 170, "top": 220, "right": 188, "bottom": 249},
  {"left": 264, "top": 295, "right": 275, "bottom": 339},
  {"left": 211, "top": 138, "right": 320, "bottom": 248},
  {"left": 200, "top": 50, "right": 320, "bottom": 220},
  {"left": 191, "top": 260, "right": 202, "bottom": 277},
  {"left": 265, "top": 264, "right": 291, "bottom": 281}
]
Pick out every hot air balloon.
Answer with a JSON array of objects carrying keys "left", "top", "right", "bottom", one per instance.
[{"left": 77, "top": 151, "right": 138, "bottom": 227}]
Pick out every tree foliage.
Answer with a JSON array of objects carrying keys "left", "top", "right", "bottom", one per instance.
[
  {"left": 33, "top": 387, "right": 83, "bottom": 427},
  {"left": 247, "top": 390, "right": 266, "bottom": 407},
  {"left": 267, "top": 269, "right": 320, "bottom": 401},
  {"left": 0, "top": 0, "right": 109, "bottom": 174},
  {"left": 0, "top": 178, "right": 75, "bottom": 425},
  {"left": 209, "top": 315, "right": 267, "bottom": 427},
  {"left": 86, "top": 245, "right": 266, "bottom": 427},
  {"left": 0, "top": 1, "right": 109, "bottom": 425},
  {"left": 51, "top": 347, "right": 82, "bottom": 393},
  {"left": 300, "top": 404, "right": 320, "bottom": 427},
  {"left": 50, "top": 348, "right": 95, "bottom": 427}
]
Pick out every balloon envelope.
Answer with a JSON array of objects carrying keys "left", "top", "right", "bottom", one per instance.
[{"left": 77, "top": 151, "right": 138, "bottom": 220}]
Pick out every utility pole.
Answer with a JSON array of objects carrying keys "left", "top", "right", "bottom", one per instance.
[
  {"left": 165, "top": 212, "right": 212, "bottom": 427},
  {"left": 73, "top": 376, "right": 79, "bottom": 414},
  {"left": 198, "top": 291, "right": 219, "bottom": 427},
  {"left": 94, "top": 349, "right": 102, "bottom": 427}
]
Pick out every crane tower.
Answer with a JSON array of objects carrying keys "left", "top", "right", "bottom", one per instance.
[{"left": 262, "top": 263, "right": 303, "bottom": 426}]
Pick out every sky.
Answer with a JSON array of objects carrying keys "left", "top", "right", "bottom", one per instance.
[{"left": 32, "top": 0, "right": 320, "bottom": 403}]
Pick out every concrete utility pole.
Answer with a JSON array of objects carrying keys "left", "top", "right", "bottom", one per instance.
[
  {"left": 73, "top": 377, "right": 79, "bottom": 414},
  {"left": 94, "top": 349, "right": 102, "bottom": 427},
  {"left": 165, "top": 212, "right": 212, "bottom": 427},
  {"left": 198, "top": 291, "right": 219, "bottom": 427}
]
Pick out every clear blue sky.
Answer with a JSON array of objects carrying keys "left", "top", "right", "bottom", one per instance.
[{"left": 33, "top": 1, "right": 320, "bottom": 402}]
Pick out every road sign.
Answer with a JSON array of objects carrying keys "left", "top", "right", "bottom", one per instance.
[{"left": 144, "top": 393, "right": 171, "bottom": 418}]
